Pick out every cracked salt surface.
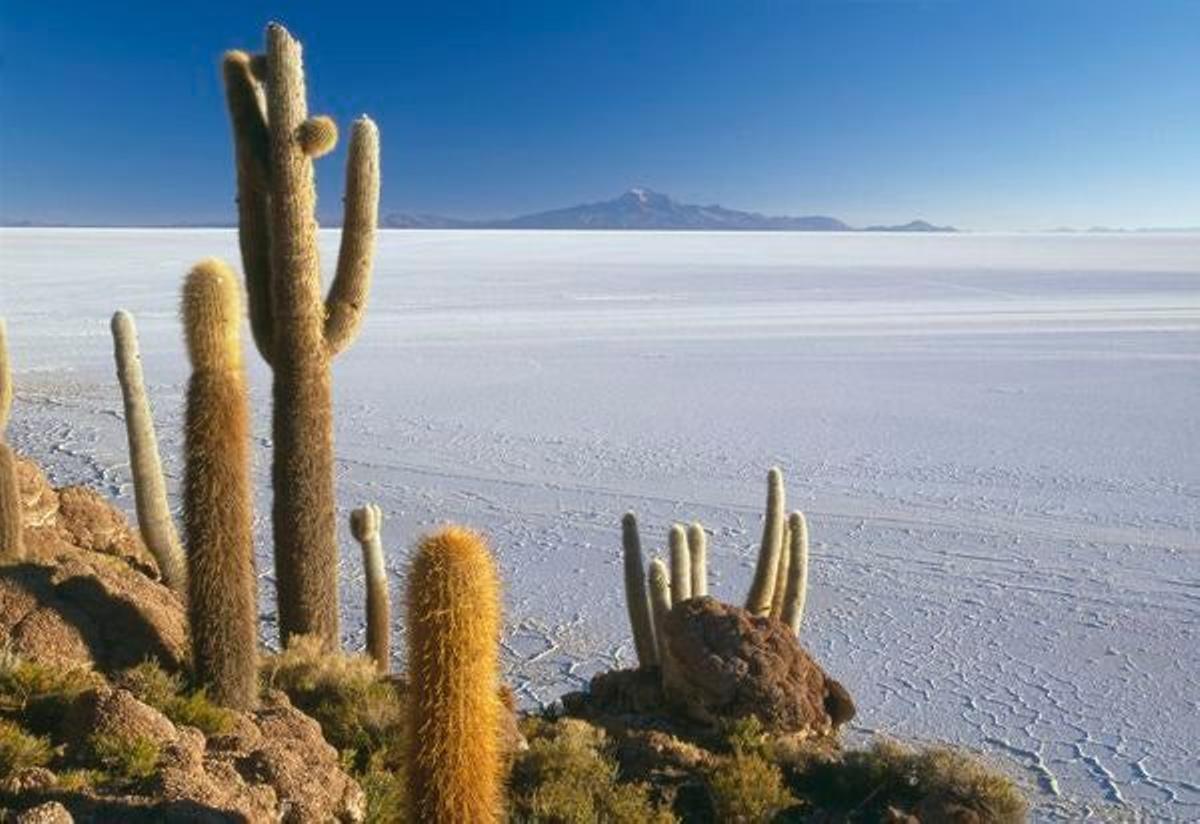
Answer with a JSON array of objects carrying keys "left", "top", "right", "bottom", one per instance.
[{"left": 2, "top": 228, "right": 1197, "bottom": 820}]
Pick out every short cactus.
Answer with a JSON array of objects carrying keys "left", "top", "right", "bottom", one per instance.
[
  {"left": 406, "top": 526, "right": 503, "bottom": 823},
  {"left": 668, "top": 523, "right": 692, "bottom": 604},
  {"left": 745, "top": 467, "right": 785, "bottom": 616},
  {"left": 769, "top": 518, "right": 792, "bottom": 619},
  {"left": 621, "top": 512, "right": 658, "bottom": 668},
  {"left": 182, "top": 259, "right": 258, "bottom": 710},
  {"left": 647, "top": 558, "right": 672, "bottom": 666},
  {"left": 0, "top": 320, "right": 23, "bottom": 562},
  {"left": 110, "top": 311, "right": 187, "bottom": 595},
  {"left": 780, "top": 511, "right": 810, "bottom": 635},
  {"left": 297, "top": 115, "right": 338, "bottom": 157},
  {"left": 688, "top": 521, "right": 708, "bottom": 597},
  {"left": 350, "top": 504, "right": 390, "bottom": 673}
]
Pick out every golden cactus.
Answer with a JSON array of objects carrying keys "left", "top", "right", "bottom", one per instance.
[
  {"left": 688, "top": 521, "right": 708, "bottom": 597},
  {"left": 780, "top": 511, "right": 810, "bottom": 634},
  {"left": 668, "top": 523, "right": 692, "bottom": 603},
  {"left": 405, "top": 526, "right": 503, "bottom": 822},
  {"left": 647, "top": 557, "right": 672, "bottom": 666},
  {"left": 182, "top": 259, "right": 258, "bottom": 710},
  {"left": 221, "top": 24, "right": 380, "bottom": 650}
]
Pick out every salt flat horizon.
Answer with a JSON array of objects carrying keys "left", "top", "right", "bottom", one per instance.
[{"left": 1, "top": 228, "right": 1197, "bottom": 820}]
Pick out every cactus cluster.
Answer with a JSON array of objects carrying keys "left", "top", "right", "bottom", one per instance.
[
  {"left": 621, "top": 468, "right": 813, "bottom": 670},
  {"left": 0, "top": 319, "right": 24, "bottom": 561},
  {"left": 222, "top": 23, "right": 380, "bottom": 651}
]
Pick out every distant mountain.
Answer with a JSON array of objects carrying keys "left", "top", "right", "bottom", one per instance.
[
  {"left": 864, "top": 219, "right": 956, "bottom": 233},
  {"left": 382, "top": 189, "right": 953, "bottom": 232}
]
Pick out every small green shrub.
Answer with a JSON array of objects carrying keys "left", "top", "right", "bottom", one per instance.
[
  {"left": 55, "top": 768, "right": 104, "bottom": 792},
  {"left": 0, "top": 650, "right": 98, "bottom": 734},
  {"left": 510, "top": 717, "right": 676, "bottom": 823},
  {"left": 262, "top": 635, "right": 404, "bottom": 770},
  {"left": 87, "top": 732, "right": 160, "bottom": 784},
  {"left": 706, "top": 751, "right": 796, "bottom": 823},
  {"left": 0, "top": 718, "right": 53, "bottom": 777},
  {"left": 116, "top": 660, "right": 234, "bottom": 736}
]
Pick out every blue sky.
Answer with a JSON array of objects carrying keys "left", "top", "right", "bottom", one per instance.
[{"left": 1, "top": 1, "right": 1197, "bottom": 230}]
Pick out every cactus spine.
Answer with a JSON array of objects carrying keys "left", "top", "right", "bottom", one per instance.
[
  {"left": 687, "top": 521, "right": 707, "bottom": 597},
  {"left": 780, "top": 511, "right": 810, "bottom": 635},
  {"left": 221, "top": 24, "right": 380, "bottom": 650},
  {"left": 0, "top": 320, "right": 23, "bottom": 561},
  {"left": 745, "top": 467, "right": 785, "bottom": 616},
  {"left": 647, "top": 558, "right": 672, "bottom": 666},
  {"left": 182, "top": 260, "right": 258, "bottom": 710},
  {"left": 668, "top": 523, "right": 692, "bottom": 603},
  {"left": 406, "top": 526, "right": 502, "bottom": 823},
  {"left": 621, "top": 512, "right": 658, "bottom": 668},
  {"left": 110, "top": 311, "right": 188, "bottom": 595},
  {"left": 350, "top": 504, "right": 389, "bottom": 673}
]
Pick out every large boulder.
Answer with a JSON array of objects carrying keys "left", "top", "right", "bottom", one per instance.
[
  {"left": 660, "top": 597, "right": 855, "bottom": 735},
  {"left": 0, "top": 458, "right": 187, "bottom": 673}
]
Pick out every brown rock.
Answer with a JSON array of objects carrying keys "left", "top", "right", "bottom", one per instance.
[
  {"left": 660, "top": 597, "right": 855, "bottom": 734},
  {"left": 13, "top": 802, "right": 73, "bottom": 824},
  {"left": 0, "top": 458, "right": 186, "bottom": 674},
  {"left": 63, "top": 686, "right": 177, "bottom": 749}
]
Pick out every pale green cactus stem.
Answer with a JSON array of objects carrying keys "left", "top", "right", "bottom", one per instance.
[
  {"left": 350, "top": 504, "right": 390, "bottom": 673},
  {"left": 744, "top": 467, "right": 785, "bottom": 616},
  {"left": 0, "top": 319, "right": 24, "bottom": 562},
  {"left": 668, "top": 523, "right": 692, "bottom": 603},
  {"left": 621, "top": 512, "right": 658, "bottom": 668},
  {"left": 687, "top": 521, "right": 707, "bottom": 597},
  {"left": 647, "top": 558, "right": 672, "bottom": 666},
  {"left": 769, "top": 518, "right": 792, "bottom": 619},
  {"left": 780, "top": 511, "right": 810, "bottom": 635},
  {"left": 110, "top": 311, "right": 188, "bottom": 596}
]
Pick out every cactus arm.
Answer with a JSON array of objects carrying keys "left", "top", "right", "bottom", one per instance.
[
  {"left": 0, "top": 319, "right": 11, "bottom": 432},
  {"left": 744, "top": 467, "right": 785, "bottom": 616},
  {"left": 668, "top": 523, "right": 692, "bottom": 603},
  {"left": 351, "top": 504, "right": 390, "bottom": 672},
  {"left": 324, "top": 116, "right": 380, "bottom": 357},
  {"left": 621, "top": 512, "right": 658, "bottom": 668},
  {"left": 687, "top": 521, "right": 707, "bottom": 597},
  {"left": 780, "top": 511, "right": 810, "bottom": 635},
  {"left": 0, "top": 320, "right": 22, "bottom": 561},
  {"left": 647, "top": 558, "right": 672, "bottom": 667},
  {"left": 221, "top": 50, "right": 275, "bottom": 366},
  {"left": 182, "top": 259, "right": 258, "bottom": 710},
  {"left": 110, "top": 311, "right": 188, "bottom": 595},
  {"left": 406, "top": 526, "right": 503, "bottom": 822},
  {"left": 769, "top": 518, "right": 792, "bottom": 619}
]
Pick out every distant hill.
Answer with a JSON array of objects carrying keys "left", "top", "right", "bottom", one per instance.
[{"left": 382, "top": 189, "right": 953, "bottom": 232}]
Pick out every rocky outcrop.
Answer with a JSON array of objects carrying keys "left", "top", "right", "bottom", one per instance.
[
  {"left": 0, "top": 458, "right": 187, "bottom": 673},
  {"left": 5, "top": 687, "right": 365, "bottom": 823},
  {"left": 660, "top": 597, "right": 855, "bottom": 735}
]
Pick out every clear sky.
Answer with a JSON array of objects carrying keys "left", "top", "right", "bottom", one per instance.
[{"left": 1, "top": 0, "right": 1197, "bottom": 230}]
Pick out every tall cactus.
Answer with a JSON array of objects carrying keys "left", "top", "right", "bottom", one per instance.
[
  {"left": 745, "top": 467, "right": 785, "bottom": 616},
  {"left": 687, "top": 521, "right": 707, "bottom": 597},
  {"left": 0, "top": 319, "right": 23, "bottom": 561},
  {"left": 647, "top": 558, "right": 672, "bottom": 666},
  {"left": 406, "top": 526, "right": 502, "bottom": 823},
  {"left": 621, "top": 512, "right": 658, "bottom": 668},
  {"left": 221, "top": 24, "right": 381, "bottom": 649},
  {"left": 769, "top": 518, "right": 792, "bottom": 619},
  {"left": 182, "top": 260, "right": 258, "bottom": 710},
  {"left": 350, "top": 504, "right": 389, "bottom": 673},
  {"left": 780, "top": 511, "right": 810, "bottom": 635},
  {"left": 110, "top": 311, "right": 187, "bottom": 595}
]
